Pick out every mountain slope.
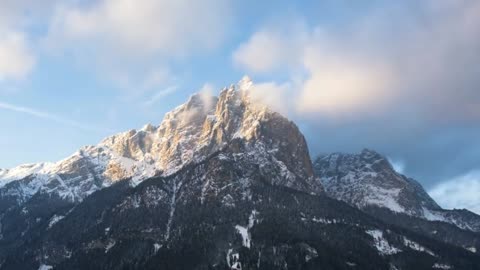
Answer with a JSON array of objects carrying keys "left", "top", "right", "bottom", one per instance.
[
  {"left": 314, "top": 149, "right": 480, "bottom": 252},
  {"left": 3, "top": 149, "right": 479, "bottom": 270},
  {"left": 314, "top": 149, "right": 440, "bottom": 215},
  {"left": 0, "top": 77, "right": 322, "bottom": 265},
  {"left": 314, "top": 149, "right": 480, "bottom": 232}
]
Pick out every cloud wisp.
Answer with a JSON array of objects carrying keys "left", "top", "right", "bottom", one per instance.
[
  {"left": 144, "top": 85, "right": 179, "bottom": 107},
  {"left": 0, "top": 101, "right": 109, "bottom": 132}
]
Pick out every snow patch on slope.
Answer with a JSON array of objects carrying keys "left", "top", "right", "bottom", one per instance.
[
  {"left": 38, "top": 264, "right": 53, "bottom": 270},
  {"left": 235, "top": 210, "right": 259, "bottom": 249},
  {"left": 466, "top": 246, "right": 476, "bottom": 253},
  {"left": 366, "top": 230, "right": 401, "bottom": 255},
  {"left": 432, "top": 263, "right": 452, "bottom": 269},
  {"left": 235, "top": 225, "right": 250, "bottom": 248},
  {"left": 48, "top": 215, "right": 65, "bottom": 229},
  {"left": 364, "top": 186, "right": 405, "bottom": 213},
  {"left": 402, "top": 237, "right": 435, "bottom": 256}
]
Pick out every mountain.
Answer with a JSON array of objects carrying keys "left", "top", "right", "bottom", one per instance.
[
  {"left": 0, "top": 76, "right": 320, "bottom": 209},
  {"left": 314, "top": 149, "right": 480, "bottom": 232},
  {"left": 0, "top": 78, "right": 479, "bottom": 269},
  {"left": 2, "top": 141, "right": 479, "bottom": 270},
  {"left": 314, "top": 149, "right": 480, "bottom": 251},
  {"left": 0, "top": 77, "right": 322, "bottom": 266}
]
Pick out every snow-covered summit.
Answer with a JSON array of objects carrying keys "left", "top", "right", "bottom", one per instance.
[
  {"left": 0, "top": 77, "right": 320, "bottom": 206},
  {"left": 314, "top": 149, "right": 480, "bottom": 232},
  {"left": 315, "top": 149, "right": 440, "bottom": 214}
]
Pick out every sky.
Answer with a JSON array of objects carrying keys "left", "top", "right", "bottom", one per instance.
[{"left": 0, "top": 0, "right": 479, "bottom": 214}]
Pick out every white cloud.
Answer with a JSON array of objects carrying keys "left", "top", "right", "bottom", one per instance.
[
  {"left": 0, "top": 31, "right": 35, "bottom": 81},
  {"left": 388, "top": 158, "right": 406, "bottom": 174},
  {"left": 198, "top": 83, "right": 216, "bottom": 113},
  {"left": 429, "top": 171, "right": 480, "bottom": 215},
  {"left": 199, "top": 83, "right": 214, "bottom": 96},
  {"left": 297, "top": 41, "right": 392, "bottom": 115},
  {"left": 233, "top": 23, "right": 393, "bottom": 116},
  {"left": 0, "top": 0, "right": 63, "bottom": 82},
  {"left": 0, "top": 101, "right": 108, "bottom": 132},
  {"left": 0, "top": 1, "right": 67, "bottom": 82},
  {"left": 248, "top": 81, "right": 292, "bottom": 115},
  {"left": 233, "top": 24, "right": 307, "bottom": 73},
  {"left": 47, "top": 0, "right": 231, "bottom": 58},
  {"left": 233, "top": 1, "right": 480, "bottom": 120},
  {"left": 43, "top": 0, "right": 232, "bottom": 93},
  {"left": 0, "top": 0, "right": 50, "bottom": 82}
]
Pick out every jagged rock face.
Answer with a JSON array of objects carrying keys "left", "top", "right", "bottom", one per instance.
[
  {"left": 0, "top": 76, "right": 320, "bottom": 207},
  {"left": 314, "top": 149, "right": 440, "bottom": 215},
  {"left": 0, "top": 78, "right": 322, "bottom": 261},
  {"left": 314, "top": 149, "right": 480, "bottom": 232},
  {"left": 141, "top": 77, "right": 318, "bottom": 189},
  {"left": 0, "top": 77, "right": 322, "bottom": 268}
]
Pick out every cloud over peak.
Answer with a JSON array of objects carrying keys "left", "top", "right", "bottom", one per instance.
[
  {"left": 232, "top": 0, "right": 480, "bottom": 190},
  {"left": 233, "top": 1, "right": 480, "bottom": 121}
]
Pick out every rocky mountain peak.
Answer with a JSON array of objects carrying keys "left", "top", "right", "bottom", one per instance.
[
  {"left": 314, "top": 149, "right": 442, "bottom": 215},
  {"left": 0, "top": 77, "right": 321, "bottom": 205},
  {"left": 360, "top": 148, "right": 384, "bottom": 159},
  {"left": 314, "top": 149, "right": 480, "bottom": 232},
  {"left": 317, "top": 149, "right": 401, "bottom": 181}
]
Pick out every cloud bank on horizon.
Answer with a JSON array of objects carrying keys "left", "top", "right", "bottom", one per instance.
[{"left": 0, "top": 0, "right": 479, "bottom": 214}]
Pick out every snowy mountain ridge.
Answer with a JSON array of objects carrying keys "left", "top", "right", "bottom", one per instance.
[
  {"left": 314, "top": 149, "right": 480, "bottom": 232},
  {"left": 0, "top": 76, "right": 320, "bottom": 206}
]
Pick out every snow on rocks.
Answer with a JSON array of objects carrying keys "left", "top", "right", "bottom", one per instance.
[
  {"left": 315, "top": 150, "right": 480, "bottom": 233},
  {"left": 38, "top": 264, "right": 53, "bottom": 270},
  {"left": 48, "top": 215, "right": 65, "bottom": 229},
  {"left": 153, "top": 243, "right": 162, "bottom": 254},
  {"left": 365, "top": 230, "right": 401, "bottom": 255},
  {"left": 363, "top": 186, "right": 405, "bottom": 213},
  {"left": 402, "top": 237, "right": 435, "bottom": 256},
  {"left": 432, "top": 263, "right": 452, "bottom": 269},
  {"left": 315, "top": 151, "right": 415, "bottom": 215},
  {"left": 422, "top": 207, "right": 446, "bottom": 222},
  {"left": 235, "top": 210, "right": 259, "bottom": 249},
  {"left": 230, "top": 252, "right": 242, "bottom": 270},
  {"left": 235, "top": 225, "right": 250, "bottom": 248},
  {"left": 466, "top": 246, "right": 476, "bottom": 253},
  {"left": 304, "top": 244, "right": 318, "bottom": 262},
  {"left": 366, "top": 230, "right": 435, "bottom": 257},
  {"left": 226, "top": 249, "right": 242, "bottom": 269},
  {"left": 105, "top": 240, "right": 116, "bottom": 253}
]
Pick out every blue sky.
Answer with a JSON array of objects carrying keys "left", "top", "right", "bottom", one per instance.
[{"left": 1, "top": 0, "right": 480, "bottom": 213}]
